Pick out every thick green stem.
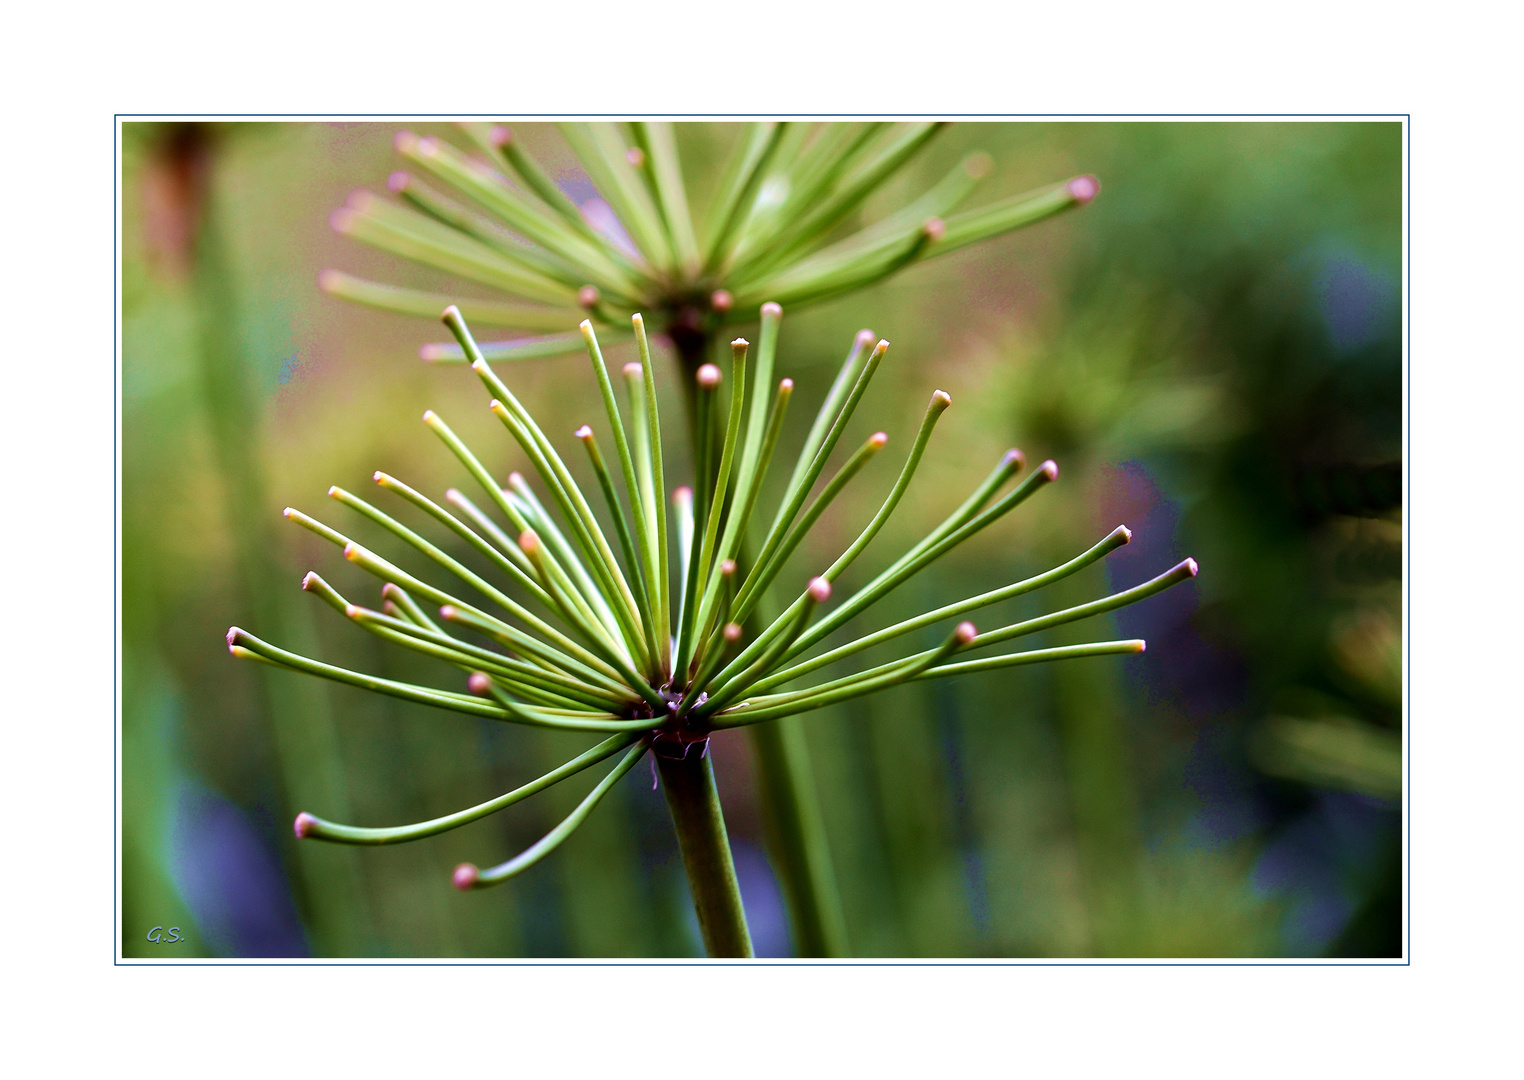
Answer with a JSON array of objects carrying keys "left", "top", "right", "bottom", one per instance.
[
  {"left": 670, "top": 326, "right": 849, "bottom": 958},
  {"left": 657, "top": 749, "right": 754, "bottom": 958}
]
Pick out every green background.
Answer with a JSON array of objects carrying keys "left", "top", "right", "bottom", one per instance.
[{"left": 120, "top": 121, "right": 1402, "bottom": 958}]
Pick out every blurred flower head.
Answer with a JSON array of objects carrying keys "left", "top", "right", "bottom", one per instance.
[{"left": 319, "top": 121, "right": 1099, "bottom": 367}]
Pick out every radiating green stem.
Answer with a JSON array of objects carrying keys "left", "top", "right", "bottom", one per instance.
[{"left": 656, "top": 749, "right": 754, "bottom": 958}]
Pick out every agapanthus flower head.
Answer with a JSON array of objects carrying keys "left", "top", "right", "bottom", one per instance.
[
  {"left": 226, "top": 303, "right": 1194, "bottom": 898},
  {"left": 317, "top": 121, "right": 1099, "bottom": 367}
]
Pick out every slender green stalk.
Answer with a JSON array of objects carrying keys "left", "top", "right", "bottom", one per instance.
[
  {"left": 395, "top": 132, "right": 642, "bottom": 298},
  {"left": 687, "top": 339, "right": 748, "bottom": 644},
  {"left": 489, "top": 125, "right": 642, "bottom": 270},
  {"left": 657, "top": 748, "right": 754, "bottom": 958},
  {"left": 295, "top": 733, "right": 639, "bottom": 844},
  {"left": 422, "top": 330, "right": 608, "bottom": 364},
  {"left": 318, "top": 269, "right": 580, "bottom": 330},
  {"left": 751, "top": 526, "right": 1133, "bottom": 694},
  {"left": 576, "top": 425, "right": 648, "bottom": 605},
  {"left": 579, "top": 319, "right": 667, "bottom": 670},
  {"left": 506, "top": 474, "right": 623, "bottom": 640},
  {"left": 702, "top": 122, "right": 786, "bottom": 271},
  {"left": 373, "top": 470, "right": 551, "bottom": 605},
  {"left": 733, "top": 430, "right": 887, "bottom": 620},
  {"left": 332, "top": 191, "right": 577, "bottom": 306},
  {"left": 633, "top": 315, "right": 672, "bottom": 675},
  {"left": 228, "top": 626, "right": 632, "bottom": 729},
  {"left": 631, "top": 122, "right": 701, "bottom": 277},
  {"left": 461, "top": 740, "right": 652, "bottom": 888},
  {"left": 739, "top": 339, "right": 889, "bottom": 620},
  {"left": 560, "top": 123, "right": 672, "bottom": 272},
  {"left": 711, "top": 622, "right": 977, "bottom": 726}
]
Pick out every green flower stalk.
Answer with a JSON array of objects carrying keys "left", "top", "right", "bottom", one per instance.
[{"left": 226, "top": 301, "right": 1195, "bottom": 958}]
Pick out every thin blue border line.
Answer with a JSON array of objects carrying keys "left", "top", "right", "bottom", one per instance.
[{"left": 113, "top": 113, "right": 1412, "bottom": 967}]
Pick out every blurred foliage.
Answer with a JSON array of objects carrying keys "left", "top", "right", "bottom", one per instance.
[{"left": 120, "top": 120, "right": 1401, "bottom": 958}]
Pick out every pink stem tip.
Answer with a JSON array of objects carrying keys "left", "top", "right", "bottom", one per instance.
[
  {"left": 293, "top": 812, "right": 317, "bottom": 839},
  {"left": 1067, "top": 175, "right": 1100, "bottom": 204},
  {"left": 453, "top": 863, "right": 480, "bottom": 891}
]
